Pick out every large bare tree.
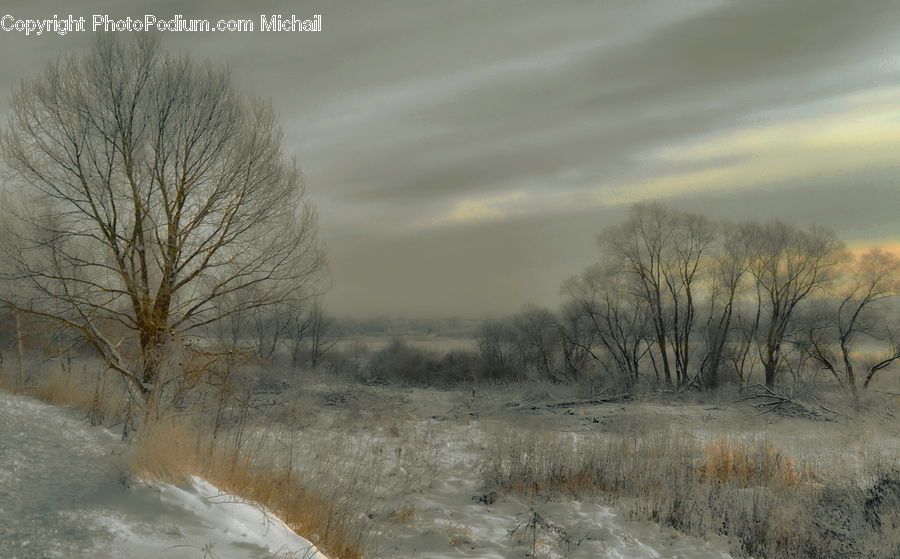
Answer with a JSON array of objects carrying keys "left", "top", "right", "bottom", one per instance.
[
  {"left": 662, "top": 210, "right": 716, "bottom": 386},
  {"left": 0, "top": 35, "right": 325, "bottom": 404},
  {"left": 698, "top": 222, "right": 753, "bottom": 389},
  {"left": 601, "top": 203, "right": 713, "bottom": 387},
  {"left": 601, "top": 203, "right": 675, "bottom": 385},
  {"left": 745, "top": 221, "right": 845, "bottom": 389}
]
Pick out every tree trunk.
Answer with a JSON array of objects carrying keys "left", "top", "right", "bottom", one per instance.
[
  {"left": 14, "top": 309, "right": 25, "bottom": 393},
  {"left": 764, "top": 357, "right": 777, "bottom": 389},
  {"left": 703, "top": 300, "right": 735, "bottom": 390},
  {"left": 656, "top": 322, "right": 673, "bottom": 387},
  {"left": 841, "top": 343, "right": 860, "bottom": 411}
]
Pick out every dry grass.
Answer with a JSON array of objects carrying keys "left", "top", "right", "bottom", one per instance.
[
  {"left": 127, "top": 417, "right": 203, "bottom": 482},
  {"left": 480, "top": 427, "right": 898, "bottom": 558},
  {"left": 34, "top": 368, "right": 94, "bottom": 407},
  {"left": 386, "top": 506, "right": 417, "bottom": 525},
  {"left": 698, "top": 437, "right": 815, "bottom": 487},
  {"left": 33, "top": 366, "right": 129, "bottom": 425},
  {"left": 0, "top": 366, "right": 18, "bottom": 392},
  {"left": 481, "top": 429, "right": 817, "bottom": 499},
  {"left": 130, "top": 417, "right": 366, "bottom": 559},
  {"left": 3, "top": 358, "right": 373, "bottom": 559},
  {"left": 444, "top": 522, "right": 474, "bottom": 548}
]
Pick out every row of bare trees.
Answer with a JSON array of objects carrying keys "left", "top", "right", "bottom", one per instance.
[
  {"left": 477, "top": 307, "right": 596, "bottom": 384},
  {"left": 483, "top": 203, "right": 899, "bottom": 403},
  {"left": 209, "top": 295, "right": 338, "bottom": 369}
]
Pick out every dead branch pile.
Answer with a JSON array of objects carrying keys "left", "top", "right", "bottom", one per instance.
[{"left": 735, "top": 384, "right": 844, "bottom": 420}]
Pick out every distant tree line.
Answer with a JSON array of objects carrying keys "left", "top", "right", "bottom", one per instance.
[
  {"left": 280, "top": 202, "right": 899, "bottom": 406},
  {"left": 471, "top": 203, "right": 899, "bottom": 404}
]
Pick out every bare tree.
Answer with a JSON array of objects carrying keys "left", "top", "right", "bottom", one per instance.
[
  {"left": 601, "top": 203, "right": 713, "bottom": 387},
  {"left": 249, "top": 296, "right": 302, "bottom": 362},
  {"left": 698, "top": 223, "right": 753, "bottom": 389},
  {"left": 863, "top": 319, "right": 900, "bottom": 389},
  {"left": 511, "top": 306, "right": 561, "bottom": 381},
  {"left": 562, "top": 263, "right": 649, "bottom": 391},
  {"left": 745, "top": 221, "right": 846, "bottom": 389},
  {"left": 287, "top": 306, "right": 313, "bottom": 369},
  {"left": 601, "top": 203, "right": 675, "bottom": 386},
  {"left": 663, "top": 210, "right": 716, "bottom": 386},
  {"left": 802, "top": 249, "right": 900, "bottom": 405},
  {"left": 477, "top": 318, "right": 518, "bottom": 372},
  {"left": 307, "top": 298, "right": 339, "bottom": 368},
  {"left": 728, "top": 309, "right": 759, "bottom": 385},
  {"left": 282, "top": 297, "right": 339, "bottom": 369},
  {"left": 0, "top": 35, "right": 325, "bottom": 405},
  {"left": 553, "top": 302, "right": 598, "bottom": 381}
]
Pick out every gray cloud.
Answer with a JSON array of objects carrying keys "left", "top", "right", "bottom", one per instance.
[
  {"left": 2, "top": 0, "right": 899, "bottom": 316},
  {"left": 326, "top": 174, "right": 900, "bottom": 317}
]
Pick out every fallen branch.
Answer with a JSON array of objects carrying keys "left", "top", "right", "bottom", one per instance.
[{"left": 734, "top": 384, "right": 843, "bottom": 420}]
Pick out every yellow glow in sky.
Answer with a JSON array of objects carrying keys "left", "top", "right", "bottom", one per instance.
[{"left": 601, "top": 87, "right": 900, "bottom": 205}]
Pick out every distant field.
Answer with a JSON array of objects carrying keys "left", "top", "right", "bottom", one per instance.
[{"left": 334, "top": 335, "right": 477, "bottom": 354}]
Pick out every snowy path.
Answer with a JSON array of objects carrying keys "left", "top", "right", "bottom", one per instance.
[{"left": 0, "top": 393, "right": 324, "bottom": 559}]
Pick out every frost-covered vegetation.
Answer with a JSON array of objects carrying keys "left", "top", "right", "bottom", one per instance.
[{"left": 2, "top": 348, "right": 898, "bottom": 558}]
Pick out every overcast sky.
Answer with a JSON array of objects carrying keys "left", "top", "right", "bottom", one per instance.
[{"left": 2, "top": 0, "right": 900, "bottom": 317}]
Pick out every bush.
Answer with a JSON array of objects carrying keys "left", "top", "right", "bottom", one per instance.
[
  {"left": 365, "top": 338, "right": 438, "bottom": 384},
  {"left": 363, "top": 339, "right": 525, "bottom": 386}
]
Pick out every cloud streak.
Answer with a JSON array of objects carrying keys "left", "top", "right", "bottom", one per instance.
[{"left": 2, "top": 0, "right": 900, "bottom": 315}]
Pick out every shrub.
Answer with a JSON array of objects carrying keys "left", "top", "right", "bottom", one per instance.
[
  {"left": 364, "top": 338, "right": 525, "bottom": 386},
  {"left": 365, "top": 338, "right": 438, "bottom": 384}
]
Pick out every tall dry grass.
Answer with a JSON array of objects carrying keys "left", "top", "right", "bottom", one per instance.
[
  {"left": 0, "top": 365, "right": 17, "bottom": 392},
  {"left": 130, "top": 416, "right": 366, "bottom": 559},
  {"left": 33, "top": 365, "right": 129, "bottom": 425},
  {"left": 480, "top": 428, "right": 898, "bottom": 558},
  {"left": 1, "top": 356, "right": 376, "bottom": 559},
  {"left": 697, "top": 437, "right": 815, "bottom": 487}
]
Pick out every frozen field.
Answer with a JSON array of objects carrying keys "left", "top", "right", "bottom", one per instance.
[
  {"left": 2, "top": 381, "right": 897, "bottom": 558},
  {"left": 272, "top": 381, "right": 899, "bottom": 558},
  {"left": 0, "top": 388, "right": 737, "bottom": 559}
]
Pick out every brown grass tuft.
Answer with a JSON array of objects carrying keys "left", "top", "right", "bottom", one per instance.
[
  {"left": 34, "top": 368, "right": 93, "bottom": 407},
  {"left": 129, "top": 418, "right": 203, "bottom": 483},
  {"left": 34, "top": 367, "right": 128, "bottom": 424},
  {"left": 130, "top": 417, "right": 365, "bottom": 559},
  {"left": 386, "top": 506, "right": 416, "bottom": 525},
  {"left": 698, "top": 437, "right": 813, "bottom": 487}
]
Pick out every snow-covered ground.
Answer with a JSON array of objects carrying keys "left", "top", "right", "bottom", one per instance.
[
  {"left": 0, "top": 392, "right": 327, "bottom": 559},
  {"left": 0, "top": 387, "right": 740, "bottom": 559},
  {"left": 278, "top": 386, "right": 738, "bottom": 559},
  {"left": 374, "top": 439, "right": 735, "bottom": 559},
  {"left": 277, "top": 382, "right": 899, "bottom": 558}
]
